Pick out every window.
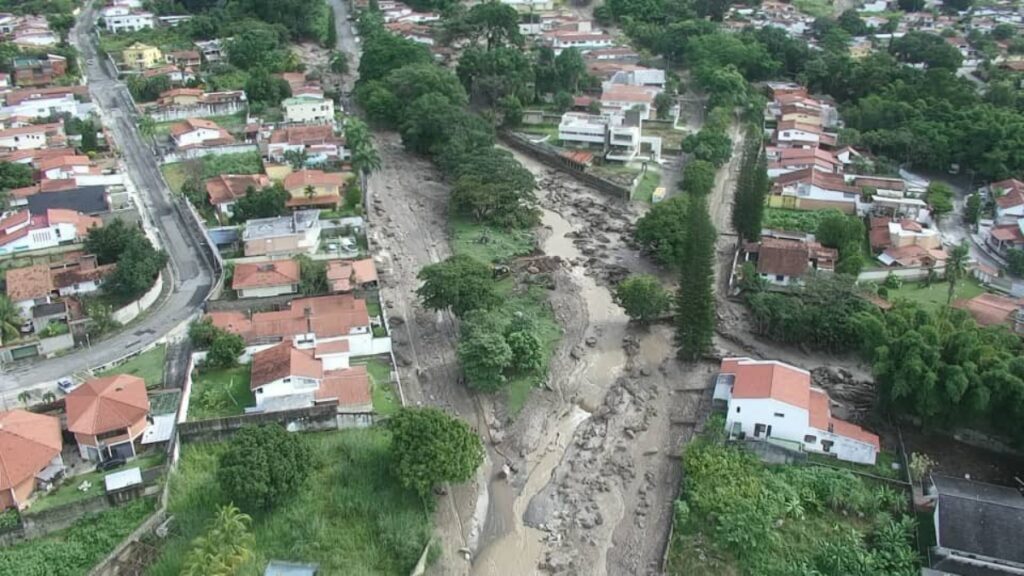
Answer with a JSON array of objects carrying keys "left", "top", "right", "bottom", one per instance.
[
  {"left": 821, "top": 439, "right": 834, "bottom": 453},
  {"left": 804, "top": 435, "right": 817, "bottom": 443},
  {"left": 773, "top": 412, "right": 785, "bottom": 418},
  {"left": 775, "top": 275, "right": 785, "bottom": 281},
  {"left": 735, "top": 406, "right": 741, "bottom": 413}
]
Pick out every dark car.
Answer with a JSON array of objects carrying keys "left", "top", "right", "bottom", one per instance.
[{"left": 98, "top": 457, "right": 126, "bottom": 471}]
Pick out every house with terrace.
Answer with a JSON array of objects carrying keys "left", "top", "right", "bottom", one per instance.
[
  {"left": 740, "top": 230, "right": 837, "bottom": 288},
  {"left": 282, "top": 170, "right": 347, "bottom": 210},
  {"left": 169, "top": 118, "right": 234, "bottom": 150},
  {"left": 206, "top": 293, "right": 388, "bottom": 356},
  {"left": 0, "top": 409, "right": 63, "bottom": 510},
  {"left": 205, "top": 173, "right": 271, "bottom": 218},
  {"left": 241, "top": 210, "right": 321, "bottom": 257},
  {"left": 326, "top": 258, "right": 378, "bottom": 293},
  {"left": 715, "top": 357, "right": 880, "bottom": 465},
  {"left": 66, "top": 374, "right": 150, "bottom": 462},
  {"left": 232, "top": 260, "right": 300, "bottom": 298},
  {"left": 266, "top": 124, "right": 348, "bottom": 165},
  {"left": 248, "top": 341, "right": 371, "bottom": 414}
]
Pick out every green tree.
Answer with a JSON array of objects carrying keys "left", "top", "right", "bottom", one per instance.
[
  {"left": 325, "top": 6, "right": 338, "bottom": 48},
  {"left": 231, "top": 184, "right": 289, "bottom": 223},
  {"left": 450, "top": 148, "right": 537, "bottom": 227},
  {"left": 244, "top": 68, "right": 292, "bottom": 107},
  {"left": 357, "top": 28, "right": 433, "bottom": 83},
  {"left": 732, "top": 131, "right": 768, "bottom": 242},
  {"left": 675, "top": 196, "right": 716, "bottom": 360},
  {"left": 388, "top": 407, "right": 484, "bottom": 499},
  {"left": 137, "top": 116, "right": 156, "bottom": 140},
  {"left": 206, "top": 330, "right": 245, "bottom": 369},
  {"left": 0, "top": 296, "right": 23, "bottom": 343},
  {"left": 461, "top": 0, "right": 523, "bottom": 49},
  {"left": 458, "top": 311, "right": 513, "bottom": 390},
  {"left": 554, "top": 48, "right": 586, "bottom": 94},
  {"left": 182, "top": 504, "right": 254, "bottom": 576},
  {"left": 329, "top": 50, "right": 348, "bottom": 74},
  {"left": 1006, "top": 249, "right": 1024, "bottom": 277},
  {"left": 296, "top": 254, "right": 327, "bottom": 295},
  {"left": 85, "top": 300, "right": 120, "bottom": 337},
  {"left": 498, "top": 95, "right": 523, "bottom": 128},
  {"left": 283, "top": 149, "right": 308, "bottom": 170},
  {"left": 345, "top": 184, "right": 363, "bottom": 211},
  {"left": 345, "top": 117, "right": 381, "bottom": 175},
  {"left": 188, "top": 317, "right": 219, "bottom": 349},
  {"left": 635, "top": 195, "right": 689, "bottom": 267},
  {"left": 945, "top": 242, "right": 970, "bottom": 305},
  {"left": 926, "top": 182, "right": 954, "bottom": 221},
  {"left": 681, "top": 160, "right": 717, "bottom": 196},
  {"left": 506, "top": 329, "right": 543, "bottom": 372},
  {"left": 964, "top": 192, "right": 981, "bottom": 226},
  {"left": 654, "top": 92, "right": 674, "bottom": 120},
  {"left": 218, "top": 425, "right": 312, "bottom": 511},
  {"left": 553, "top": 91, "right": 573, "bottom": 113},
  {"left": 0, "top": 161, "right": 34, "bottom": 192},
  {"left": 615, "top": 274, "right": 671, "bottom": 323},
  {"left": 416, "top": 255, "right": 500, "bottom": 317}
]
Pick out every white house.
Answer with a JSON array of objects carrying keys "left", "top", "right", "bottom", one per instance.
[
  {"left": 557, "top": 112, "right": 662, "bottom": 162},
  {"left": 0, "top": 124, "right": 49, "bottom": 151},
  {"left": 715, "top": 358, "right": 880, "bottom": 465},
  {"left": 1, "top": 93, "right": 80, "bottom": 120},
  {"left": 0, "top": 209, "right": 101, "bottom": 255},
  {"left": 283, "top": 94, "right": 335, "bottom": 125},
  {"left": 99, "top": 6, "right": 155, "bottom": 33},
  {"left": 741, "top": 232, "right": 837, "bottom": 287},
  {"left": 543, "top": 21, "right": 614, "bottom": 54},
  {"left": 500, "top": 0, "right": 554, "bottom": 12},
  {"left": 168, "top": 118, "right": 233, "bottom": 149},
  {"left": 249, "top": 341, "right": 371, "bottom": 413},
  {"left": 988, "top": 179, "right": 1024, "bottom": 223}
]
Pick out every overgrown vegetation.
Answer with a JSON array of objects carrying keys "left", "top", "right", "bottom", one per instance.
[
  {"left": 667, "top": 437, "right": 918, "bottom": 576},
  {"left": 85, "top": 219, "right": 167, "bottom": 302},
  {"left": 0, "top": 499, "right": 154, "bottom": 576},
  {"left": 148, "top": 429, "right": 435, "bottom": 575}
]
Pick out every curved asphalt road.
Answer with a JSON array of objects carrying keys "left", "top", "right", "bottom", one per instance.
[{"left": 0, "top": 2, "right": 213, "bottom": 395}]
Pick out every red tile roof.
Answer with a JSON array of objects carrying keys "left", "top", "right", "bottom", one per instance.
[
  {"left": 66, "top": 375, "right": 149, "bottom": 436},
  {"left": 208, "top": 294, "right": 370, "bottom": 343},
  {"left": 282, "top": 170, "right": 346, "bottom": 191},
  {"left": 326, "top": 259, "right": 378, "bottom": 293},
  {"left": 250, "top": 342, "right": 323, "bottom": 389},
  {"left": 169, "top": 117, "right": 224, "bottom": 137},
  {"left": 953, "top": 293, "right": 1023, "bottom": 327},
  {"left": 5, "top": 263, "right": 53, "bottom": 302},
  {"left": 992, "top": 179, "right": 1024, "bottom": 209},
  {"left": 0, "top": 409, "right": 62, "bottom": 492},
  {"left": 232, "top": 260, "right": 300, "bottom": 290},
  {"left": 317, "top": 365, "right": 371, "bottom": 407},
  {"left": 314, "top": 340, "right": 349, "bottom": 356},
  {"left": 205, "top": 174, "right": 270, "bottom": 206}
]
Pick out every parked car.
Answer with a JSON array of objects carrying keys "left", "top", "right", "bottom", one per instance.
[
  {"left": 98, "top": 457, "right": 126, "bottom": 471},
  {"left": 57, "top": 377, "right": 76, "bottom": 394}
]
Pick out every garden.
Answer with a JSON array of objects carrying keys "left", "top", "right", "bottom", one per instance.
[
  {"left": 187, "top": 365, "right": 254, "bottom": 420},
  {"left": 352, "top": 357, "right": 401, "bottom": 416},
  {"left": 883, "top": 276, "right": 986, "bottom": 312},
  {"left": 28, "top": 453, "right": 166, "bottom": 514},
  {"left": 666, "top": 427, "right": 919, "bottom": 576},
  {"left": 0, "top": 499, "right": 155, "bottom": 576},
  {"left": 146, "top": 429, "right": 434, "bottom": 575}
]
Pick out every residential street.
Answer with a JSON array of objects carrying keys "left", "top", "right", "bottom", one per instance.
[{"left": 0, "top": 1, "right": 213, "bottom": 396}]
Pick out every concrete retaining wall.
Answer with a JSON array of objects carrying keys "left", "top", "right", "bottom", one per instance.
[
  {"left": 0, "top": 494, "right": 111, "bottom": 546},
  {"left": 161, "top": 143, "right": 258, "bottom": 163},
  {"left": 857, "top": 266, "right": 946, "bottom": 283},
  {"left": 500, "top": 133, "right": 631, "bottom": 201},
  {"left": 146, "top": 102, "right": 246, "bottom": 123},
  {"left": 178, "top": 403, "right": 347, "bottom": 443},
  {"left": 112, "top": 272, "right": 164, "bottom": 325}
]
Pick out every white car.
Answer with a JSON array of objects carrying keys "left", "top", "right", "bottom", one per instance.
[{"left": 57, "top": 377, "right": 77, "bottom": 394}]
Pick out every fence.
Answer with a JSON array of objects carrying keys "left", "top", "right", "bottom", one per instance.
[
  {"left": 857, "top": 265, "right": 946, "bottom": 284},
  {"left": 177, "top": 403, "right": 354, "bottom": 443},
  {"left": 161, "top": 143, "right": 259, "bottom": 163},
  {"left": 111, "top": 272, "right": 165, "bottom": 325},
  {"left": 145, "top": 101, "right": 246, "bottom": 123},
  {"left": 499, "top": 133, "right": 631, "bottom": 201}
]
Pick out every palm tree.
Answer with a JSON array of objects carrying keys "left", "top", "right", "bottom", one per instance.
[
  {"left": 17, "top": 391, "right": 31, "bottom": 407},
  {"left": 946, "top": 242, "right": 970, "bottom": 306},
  {"left": 0, "top": 296, "right": 22, "bottom": 343},
  {"left": 182, "top": 504, "right": 254, "bottom": 576},
  {"left": 137, "top": 116, "right": 156, "bottom": 140},
  {"left": 41, "top": 391, "right": 56, "bottom": 404},
  {"left": 304, "top": 185, "right": 316, "bottom": 200},
  {"left": 344, "top": 118, "right": 381, "bottom": 175},
  {"left": 283, "top": 149, "right": 308, "bottom": 171}
]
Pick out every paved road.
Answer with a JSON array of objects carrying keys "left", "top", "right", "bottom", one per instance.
[{"left": 0, "top": 2, "right": 213, "bottom": 395}]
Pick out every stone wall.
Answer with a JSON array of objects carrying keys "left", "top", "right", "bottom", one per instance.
[
  {"left": 178, "top": 403, "right": 343, "bottom": 443},
  {"left": 112, "top": 272, "right": 164, "bottom": 325},
  {"left": 500, "top": 133, "right": 631, "bottom": 201},
  {"left": 161, "top": 143, "right": 259, "bottom": 163}
]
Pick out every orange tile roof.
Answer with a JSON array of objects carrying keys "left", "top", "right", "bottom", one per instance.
[
  {"left": 317, "top": 365, "right": 371, "bottom": 407},
  {"left": 250, "top": 342, "right": 323, "bottom": 389},
  {"left": 45, "top": 208, "right": 102, "bottom": 237},
  {"left": 232, "top": 259, "right": 300, "bottom": 290},
  {"left": 169, "top": 117, "right": 224, "bottom": 137},
  {"left": 36, "top": 154, "right": 90, "bottom": 172},
  {"left": 0, "top": 409, "right": 62, "bottom": 491},
  {"left": 326, "top": 259, "right": 378, "bottom": 293},
  {"left": 314, "top": 340, "right": 349, "bottom": 356},
  {"left": 5, "top": 263, "right": 53, "bottom": 302},
  {"left": 208, "top": 294, "right": 370, "bottom": 343},
  {"left": 729, "top": 359, "right": 812, "bottom": 409},
  {"left": 282, "top": 169, "right": 346, "bottom": 191},
  {"left": 285, "top": 194, "right": 341, "bottom": 208},
  {"left": 828, "top": 418, "right": 880, "bottom": 451},
  {"left": 953, "top": 293, "right": 1023, "bottom": 327},
  {"left": 66, "top": 375, "right": 149, "bottom": 436},
  {"left": 205, "top": 174, "right": 270, "bottom": 206}
]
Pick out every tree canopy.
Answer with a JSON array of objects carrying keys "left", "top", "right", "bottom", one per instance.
[
  {"left": 217, "top": 425, "right": 313, "bottom": 511},
  {"left": 615, "top": 275, "right": 671, "bottom": 323},
  {"left": 388, "top": 408, "right": 484, "bottom": 499},
  {"left": 416, "top": 254, "right": 500, "bottom": 317}
]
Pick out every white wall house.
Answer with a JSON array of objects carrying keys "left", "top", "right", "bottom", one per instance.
[
  {"left": 500, "top": 0, "right": 554, "bottom": 11},
  {"left": 0, "top": 125, "right": 48, "bottom": 150},
  {"left": 283, "top": 95, "right": 335, "bottom": 125},
  {"left": 1, "top": 94, "right": 79, "bottom": 120},
  {"left": 169, "top": 118, "right": 231, "bottom": 149},
  {"left": 100, "top": 6, "right": 155, "bottom": 33},
  {"left": 558, "top": 112, "right": 662, "bottom": 163},
  {"left": 716, "top": 357, "right": 880, "bottom": 465},
  {"left": 249, "top": 342, "right": 369, "bottom": 413}
]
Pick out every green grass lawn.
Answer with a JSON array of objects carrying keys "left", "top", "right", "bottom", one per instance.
[
  {"left": 97, "top": 345, "right": 166, "bottom": 389},
  {"left": 498, "top": 284, "right": 563, "bottom": 416},
  {"left": 633, "top": 169, "right": 662, "bottom": 203},
  {"left": 365, "top": 297, "right": 382, "bottom": 318},
  {"left": 352, "top": 357, "right": 400, "bottom": 416},
  {"left": 885, "top": 277, "right": 986, "bottom": 312},
  {"left": 0, "top": 499, "right": 155, "bottom": 574},
  {"left": 762, "top": 208, "right": 844, "bottom": 233},
  {"left": 519, "top": 123, "right": 560, "bottom": 141},
  {"left": 807, "top": 450, "right": 904, "bottom": 481},
  {"left": 154, "top": 112, "right": 247, "bottom": 136},
  {"left": 147, "top": 429, "right": 433, "bottom": 576},
  {"left": 28, "top": 453, "right": 166, "bottom": 515},
  {"left": 451, "top": 217, "right": 536, "bottom": 264},
  {"left": 187, "top": 366, "right": 255, "bottom": 421},
  {"left": 160, "top": 163, "right": 188, "bottom": 194}
]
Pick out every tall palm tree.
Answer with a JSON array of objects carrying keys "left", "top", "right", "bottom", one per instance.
[
  {"left": 0, "top": 296, "right": 23, "bottom": 343},
  {"left": 182, "top": 504, "right": 253, "bottom": 576},
  {"left": 344, "top": 118, "right": 381, "bottom": 175},
  {"left": 946, "top": 242, "right": 970, "bottom": 306}
]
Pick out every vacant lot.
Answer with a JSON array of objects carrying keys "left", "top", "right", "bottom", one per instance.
[
  {"left": 97, "top": 345, "right": 166, "bottom": 388},
  {"left": 147, "top": 429, "right": 433, "bottom": 576},
  {"left": 187, "top": 366, "right": 254, "bottom": 420}
]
